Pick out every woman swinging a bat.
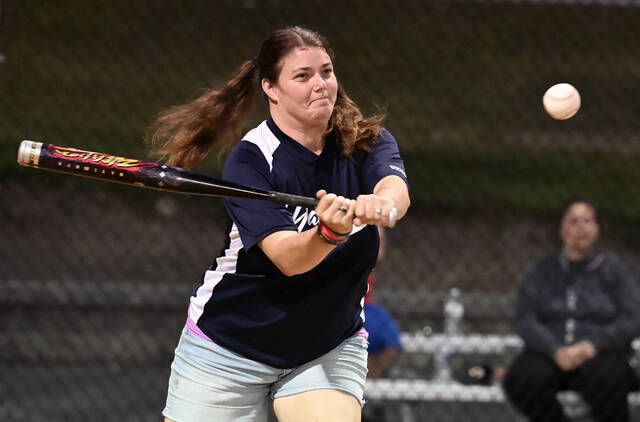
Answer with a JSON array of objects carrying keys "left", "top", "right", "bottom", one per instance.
[{"left": 150, "top": 26, "right": 410, "bottom": 422}]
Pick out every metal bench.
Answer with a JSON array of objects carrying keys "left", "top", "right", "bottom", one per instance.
[{"left": 365, "top": 332, "right": 640, "bottom": 420}]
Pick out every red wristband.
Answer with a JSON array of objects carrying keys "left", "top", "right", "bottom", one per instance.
[{"left": 317, "top": 222, "right": 350, "bottom": 245}]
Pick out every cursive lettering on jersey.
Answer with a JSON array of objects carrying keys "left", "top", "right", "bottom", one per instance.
[{"left": 291, "top": 206, "right": 319, "bottom": 232}]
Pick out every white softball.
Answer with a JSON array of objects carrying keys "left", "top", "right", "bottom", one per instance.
[{"left": 542, "top": 83, "right": 581, "bottom": 120}]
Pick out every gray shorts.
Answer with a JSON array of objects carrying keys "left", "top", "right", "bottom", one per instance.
[{"left": 162, "top": 328, "right": 368, "bottom": 422}]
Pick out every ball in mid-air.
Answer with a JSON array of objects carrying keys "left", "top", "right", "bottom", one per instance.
[{"left": 542, "top": 83, "right": 581, "bottom": 120}]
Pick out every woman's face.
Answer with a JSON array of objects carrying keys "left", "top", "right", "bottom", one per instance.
[
  {"left": 263, "top": 46, "right": 338, "bottom": 127},
  {"left": 560, "top": 202, "right": 600, "bottom": 258}
]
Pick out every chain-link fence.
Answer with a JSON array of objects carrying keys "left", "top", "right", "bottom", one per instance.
[{"left": 3, "top": 1, "right": 640, "bottom": 421}]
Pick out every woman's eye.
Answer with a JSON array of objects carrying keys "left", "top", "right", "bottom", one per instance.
[{"left": 295, "top": 73, "right": 308, "bottom": 80}]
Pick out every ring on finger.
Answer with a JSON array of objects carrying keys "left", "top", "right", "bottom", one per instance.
[
  {"left": 338, "top": 206, "right": 348, "bottom": 213},
  {"left": 375, "top": 208, "right": 382, "bottom": 214}
]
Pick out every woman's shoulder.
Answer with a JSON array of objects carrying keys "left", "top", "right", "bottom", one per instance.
[
  {"left": 223, "top": 135, "right": 272, "bottom": 176},
  {"left": 598, "top": 250, "right": 634, "bottom": 278},
  {"left": 226, "top": 139, "right": 263, "bottom": 162},
  {"left": 226, "top": 121, "right": 275, "bottom": 155},
  {"left": 601, "top": 250, "right": 623, "bottom": 265},
  {"left": 357, "top": 127, "right": 399, "bottom": 155},
  {"left": 374, "top": 127, "right": 395, "bottom": 143}
]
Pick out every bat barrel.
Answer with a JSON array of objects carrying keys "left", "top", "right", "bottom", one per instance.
[
  {"left": 16, "top": 140, "right": 321, "bottom": 213},
  {"left": 16, "top": 140, "right": 168, "bottom": 187}
]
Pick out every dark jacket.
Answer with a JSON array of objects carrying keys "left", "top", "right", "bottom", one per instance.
[{"left": 516, "top": 251, "right": 640, "bottom": 357}]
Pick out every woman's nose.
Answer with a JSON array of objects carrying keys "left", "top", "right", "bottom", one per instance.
[{"left": 312, "top": 74, "right": 327, "bottom": 90}]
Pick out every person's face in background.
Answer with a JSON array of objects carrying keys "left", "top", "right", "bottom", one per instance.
[
  {"left": 263, "top": 46, "right": 338, "bottom": 129},
  {"left": 560, "top": 202, "right": 600, "bottom": 261}
]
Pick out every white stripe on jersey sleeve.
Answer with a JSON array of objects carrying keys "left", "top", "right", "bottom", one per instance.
[
  {"left": 188, "top": 223, "right": 244, "bottom": 324},
  {"left": 242, "top": 120, "right": 281, "bottom": 171}
]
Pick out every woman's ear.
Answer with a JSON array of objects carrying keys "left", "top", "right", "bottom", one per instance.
[{"left": 261, "top": 79, "right": 278, "bottom": 104}]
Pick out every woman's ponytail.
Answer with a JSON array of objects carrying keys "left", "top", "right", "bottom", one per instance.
[{"left": 148, "top": 59, "right": 258, "bottom": 169}]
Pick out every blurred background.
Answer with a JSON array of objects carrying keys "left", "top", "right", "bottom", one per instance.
[{"left": 2, "top": 1, "right": 640, "bottom": 421}]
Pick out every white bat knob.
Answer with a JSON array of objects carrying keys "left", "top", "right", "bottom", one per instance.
[{"left": 388, "top": 207, "right": 398, "bottom": 228}]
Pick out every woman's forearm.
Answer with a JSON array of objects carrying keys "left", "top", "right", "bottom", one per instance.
[
  {"left": 373, "top": 175, "right": 410, "bottom": 220},
  {"left": 258, "top": 228, "right": 336, "bottom": 276}
]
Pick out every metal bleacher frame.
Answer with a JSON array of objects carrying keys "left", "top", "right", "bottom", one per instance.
[{"left": 365, "top": 332, "right": 640, "bottom": 414}]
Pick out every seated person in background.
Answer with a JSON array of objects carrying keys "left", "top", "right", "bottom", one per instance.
[
  {"left": 364, "top": 228, "right": 403, "bottom": 378},
  {"left": 503, "top": 198, "right": 640, "bottom": 422}
]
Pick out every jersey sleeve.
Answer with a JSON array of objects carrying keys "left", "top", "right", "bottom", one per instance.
[
  {"left": 361, "top": 128, "right": 409, "bottom": 194},
  {"left": 222, "top": 141, "right": 297, "bottom": 251}
]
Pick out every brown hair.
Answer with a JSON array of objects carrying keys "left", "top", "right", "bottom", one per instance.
[
  {"left": 559, "top": 197, "right": 599, "bottom": 225},
  {"left": 148, "top": 26, "right": 384, "bottom": 169}
]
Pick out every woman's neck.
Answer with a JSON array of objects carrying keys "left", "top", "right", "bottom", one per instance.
[
  {"left": 563, "top": 247, "right": 591, "bottom": 262},
  {"left": 270, "top": 112, "right": 326, "bottom": 155}
]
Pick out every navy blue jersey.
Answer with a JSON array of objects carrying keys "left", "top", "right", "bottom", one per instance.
[{"left": 188, "top": 118, "right": 408, "bottom": 368}]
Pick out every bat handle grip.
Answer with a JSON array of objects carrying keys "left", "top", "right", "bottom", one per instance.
[
  {"left": 270, "top": 192, "right": 318, "bottom": 209},
  {"left": 268, "top": 192, "right": 399, "bottom": 228}
]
